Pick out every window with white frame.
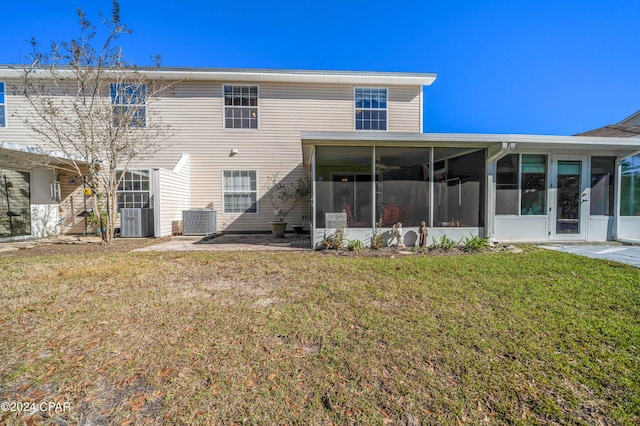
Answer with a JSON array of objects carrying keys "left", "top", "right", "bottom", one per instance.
[
  {"left": 0, "top": 82, "right": 6, "bottom": 127},
  {"left": 355, "top": 88, "right": 387, "bottom": 130},
  {"left": 117, "top": 170, "right": 150, "bottom": 210},
  {"left": 496, "top": 154, "right": 547, "bottom": 215},
  {"left": 224, "top": 85, "right": 258, "bottom": 129},
  {"left": 590, "top": 156, "right": 615, "bottom": 216},
  {"left": 223, "top": 170, "right": 257, "bottom": 213},
  {"left": 111, "top": 83, "right": 146, "bottom": 127}
]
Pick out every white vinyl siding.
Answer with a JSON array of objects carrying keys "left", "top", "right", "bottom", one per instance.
[
  {"left": 1, "top": 77, "right": 422, "bottom": 233},
  {"left": 154, "top": 154, "right": 190, "bottom": 237}
]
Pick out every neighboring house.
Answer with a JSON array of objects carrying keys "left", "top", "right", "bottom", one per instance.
[
  {"left": 0, "top": 67, "right": 639, "bottom": 244},
  {"left": 575, "top": 110, "right": 640, "bottom": 137}
]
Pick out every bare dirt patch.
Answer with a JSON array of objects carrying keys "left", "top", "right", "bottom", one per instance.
[{"left": 0, "top": 235, "right": 163, "bottom": 257}]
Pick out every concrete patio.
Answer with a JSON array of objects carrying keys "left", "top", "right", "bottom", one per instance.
[{"left": 539, "top": 244, "right": 640, "bottom": 268}]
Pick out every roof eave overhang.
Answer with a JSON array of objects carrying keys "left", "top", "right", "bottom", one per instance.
[
  {"left": 0, "top": 141, "right": 88, "bottom": 170},
  {"left": 301, "top": 131, "right": 640, "bottom": 166},
  {"left": 0, "top": 67, "right": 437, "bottom": 86}
]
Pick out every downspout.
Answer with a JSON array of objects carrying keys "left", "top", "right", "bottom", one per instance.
[
  {"left": 613, "top": 149, "right": 640, "bottom": 244},
  {"left": 486, "top": 142, "right": 516, "bottom": 241}
]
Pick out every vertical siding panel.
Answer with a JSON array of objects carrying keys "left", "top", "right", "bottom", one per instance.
[{"left": 157, "top": 155, "right": 190, "bottom": 236}]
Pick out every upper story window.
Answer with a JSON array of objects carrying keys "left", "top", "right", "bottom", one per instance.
[
  {"left": 0, "top": 82, "right": 6, "bottom": 127},
  {"left": 224, "top": 85, "right": 258, "bottom": 129},
  {"left": 111, "top": 83, "right": 146, "bottom": 127},
  {"left": 355, "top": 88, "right": 387, "bottom": 131},
  {"left": 117, "top": 170, "right": 150, "bottom": 210}
]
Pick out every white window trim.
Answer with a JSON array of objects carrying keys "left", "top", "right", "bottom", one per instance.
[
  {"left": 111, "top": 83, "right": 147, "bottom": 128},
  {"left": 221, "top": 170, "right": 259, "bottom": 214},
  {"left": 353, "top": 87, "right": 389, "bottom": 132},
  {"left": 116, "top": 169, "right": 152, "bottom": 210},
  {"left": 495, "top": 153, "right": 521, "bottom": 217},
  {"left": 496, "top": 152, "right": 550, "bottom": 217},
  {"left": 589, "top": 154, "right": 616, "bottom": 217},
  {"left": 521, "top": 153, "right": 548, "bottom": 217},
  {"left": 0, "top": 81, "right": 6, "bottom": 128},
  {"left": 222, "top": 84, "right": 260, "bottom": 130},
  {"left": 497, "top": 153, "right": 549, "bottom": 217}
]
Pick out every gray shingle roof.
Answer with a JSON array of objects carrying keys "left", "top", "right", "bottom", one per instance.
[{"left": 574, "top": 124, "right": 640, "bottom": 137}]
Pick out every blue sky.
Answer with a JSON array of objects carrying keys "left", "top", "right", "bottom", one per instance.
[{"left": 1, "top": 0, "right": 639, "bottom": 135}]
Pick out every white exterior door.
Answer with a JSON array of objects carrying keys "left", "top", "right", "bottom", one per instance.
[{"left": 550, "top": 156, "right": 589, "bottom": 240}]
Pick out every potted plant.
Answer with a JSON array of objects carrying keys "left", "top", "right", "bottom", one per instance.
[
  {"left": 86, "top": 194, "right": 119, "bottom": 237},
  {"left": 264, "top": 173, "right": 310, "bottom": 238},
  {"left": 87, "top": 208, "right": 108, "bottom": 236}
]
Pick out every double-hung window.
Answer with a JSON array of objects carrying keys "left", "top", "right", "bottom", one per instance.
[
  {"left": 223, "top": 170, "right": 257, "bottom": 213},
  {"left": 117, "top": 170, "right": 150, "bottom": 210},
  {"left": 355, "top": 88, "right": 387, "bottom": 130},
  {"left": 0, "top": 82, "right": 5, "bottom": 127},
  {"left": 224, "top": 85, "right": 258, "bottom": 129},
  {"left": 111, "top": 83, "right": 146, "bottom": 127}
]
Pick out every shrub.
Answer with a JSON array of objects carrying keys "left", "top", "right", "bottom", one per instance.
[
  {"left": 321, "top": 223, "right": 345, "bottom": 250},
  {"left": 461, "top": 234, "right": 489, "bottom": 252},
  {"left": 347, "top": 239, "right": 364, "bottom": 252},
  {"left": 431, "top": 235, "right": 458, "bottom": 251},
  {"left": 370, "top": 218, "right": 384, "bottom": 249}
]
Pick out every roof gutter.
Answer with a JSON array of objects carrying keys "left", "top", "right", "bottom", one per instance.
[
  {"left": 0, "top": 67, "right": 437, "bottom": 86},
  {"left": 487, "top": 141, "right": 516, "bottom": 163}
]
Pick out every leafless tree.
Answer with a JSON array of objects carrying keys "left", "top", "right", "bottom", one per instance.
[{"left": 15, "top": 1, "right": 175, "bottom": 243}]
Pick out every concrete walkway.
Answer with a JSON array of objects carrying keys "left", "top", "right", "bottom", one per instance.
[
  {"left": 133, "top": 234, "right": 311, "bottom": 252},
  {"left": 540, "top": 244, "right": 640, "bottom": 268}
]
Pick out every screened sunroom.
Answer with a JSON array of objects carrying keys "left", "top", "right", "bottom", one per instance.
[
  {"left": 302, "top": 133, "right": 491, "bottom": 248},
  {"left": 302, "top": 132, "right": 640, "bottom": 247}
]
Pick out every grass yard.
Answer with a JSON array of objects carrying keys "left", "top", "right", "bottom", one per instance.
[{"left": 0, "top": 246, "right": 639, "bottom": 425}]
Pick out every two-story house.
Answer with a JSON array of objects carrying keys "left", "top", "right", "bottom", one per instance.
[{"left": 1, "top": 66, "right": 639, "bottom": 244}]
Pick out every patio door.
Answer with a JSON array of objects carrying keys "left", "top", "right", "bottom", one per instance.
[{"left": 550, "top": 156, "right": 589, "bottom": 240}]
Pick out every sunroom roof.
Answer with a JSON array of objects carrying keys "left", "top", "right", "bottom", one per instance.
[{"left": 301, "top": 131, "right": 640, "bottom": 166}]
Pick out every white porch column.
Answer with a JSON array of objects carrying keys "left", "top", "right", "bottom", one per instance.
[{"left": 485, "top": 142, "right": 516, "bottom": 240}]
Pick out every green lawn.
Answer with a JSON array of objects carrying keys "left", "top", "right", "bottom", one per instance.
[{"left": 0, "top": 247, "right": 638, "bottom": 424}]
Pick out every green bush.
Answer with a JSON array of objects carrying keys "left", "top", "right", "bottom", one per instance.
[
  {"left": 347, "top": 239, "right": 364, "bottom": 252},
  {"left": 320, "top": 223, "right": 345, "bottom": 250},
  {"left": 370, "top": 218, "right": 384, "bottom": 249},
  {"left": 461, "top": 233, "right": 489, "bottom": 252},
  {"left": 431, "top": 235, "right": 458, "bottom": 251}
]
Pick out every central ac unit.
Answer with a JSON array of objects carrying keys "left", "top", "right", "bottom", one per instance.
[{"left": 182, "top": 209, "right": 217, "bottom": 236}]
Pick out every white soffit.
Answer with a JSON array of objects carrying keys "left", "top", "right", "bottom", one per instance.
[
  {"left": 301, "top": 131, "right": 640, "bottom": 147},
  {"left": 0, "top": 66, "right": 438, "bottom": 86},
  {"left": 0, "top": 141, "right": 87, "bottom": 163}
]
